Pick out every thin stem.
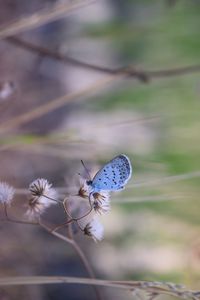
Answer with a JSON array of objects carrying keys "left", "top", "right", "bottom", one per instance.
[
  {"left": 43, "top": 194, "right": 63, "bottom": 204},
  {"left": 1, "top": 211, "right": 100, "bottom": 300},
  {"left": 64, "top": 199, "right": 73, "bottom": 240},
  {"left": 75, "top": 205, "right": 93, "bottom": 222},
  {"left": 2, "top": 203, "right": 38, "bottom": 225},
  {"left": 51, "top": 220, "right": 73, "bottom": 233},
  {"left": 40, "top": 220, "right": 102, "bottom": 300},
  {"left": 70, "top": 240, "right": 95, "bottom": 278},
  {"left": 51, "top": 197, "right": 93, "bottom": 232},
  {"left": 67, "top": 195, "right": 93, "bottom": 222},
  {"left": 66, "top": 221, "right": 73, "bottom": 240},
  {"left": 70, "top": 239, "right": 102, "bottom": 300},
  {"left": 50, "top": 198, "right": 75, "bottom": 232},
  {"left": 0, "top": 276, "right": 198, "bottom": 300},
  {"left": 0, "top": 276, "right": 130, "bottom": 289},
  {"left": 3, "top": 203, "right": 8, "bottom": 219},
  {"left": 3, "top": 219, "right": 38, "bottom": 226},
  {"left": 39, "top": 220, "right": 72, "bottom": 244},
  {"left": 63, "top": 197, "right": 74, "bottom": 219}
]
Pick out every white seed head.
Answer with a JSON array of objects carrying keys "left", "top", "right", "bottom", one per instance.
[
  {"left": 26, "top": 178, "right": 57, "bottom": 219},
  {"left": 84, "top": 217, "right": 104, "bottom": 242},
  {"left": 92, "top": 191, "right": 111, "bottom": 214},
  {"left": 0, "top": 182, "right": 15, "bottom": 205},
  {"left": 29, "top": 178, "right": 54, "bottom": 197}
]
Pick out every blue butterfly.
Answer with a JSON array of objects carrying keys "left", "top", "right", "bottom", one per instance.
[{"left": 84, "top": 154, "right": 132, "bottom": 194}]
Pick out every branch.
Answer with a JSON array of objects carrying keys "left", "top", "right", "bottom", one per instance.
[
  {"left": 7, "top": 37, "right": 200, "bottom": 82},
  {"left": 39, "top": 222, "right": 102, "bottom": 300},
  {"left": 0, "top": 276, "right": 199, "bottom": 300},
  {"left": 130, "top": 170, "right": 200, "bottom": 189},
  {"left": 0, "top": 0, "right": 96, "bottom": 39},
  {"left": 40, "top": 222, "right": 95, "bottom": 277},
  {"left": 1, "top": 37, "right": 200, "bottom": 134}
]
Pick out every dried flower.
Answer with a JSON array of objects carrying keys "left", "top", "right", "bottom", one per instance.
[
  {"left": 77, "top": 176, "right": 92, "bottom": 199},
  {"left": 29, "top": 178, "right": 55, "bottom": 198},
  {"left": 0, "top": 182, "right": 15, "bottom": 205},
  {"left": 84, "top": 217, "right": 104, "bottom": 242},
  {"left": 92, "top": 191, "right": 111, "bottom": 214},
  {"left": 26, "top": 178, "right": 57, "bottom": 219},
  {"left": 129, "top": 281, "right": 200, "bottom": 300}
]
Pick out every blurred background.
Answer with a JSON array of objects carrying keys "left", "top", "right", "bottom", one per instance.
[{"left": 0, "top": 0, "right": 200, "bottom": 299}]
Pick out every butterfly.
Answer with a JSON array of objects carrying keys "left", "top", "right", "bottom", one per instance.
[{"left": 83, "top": 154, "right": 132, "bottom": 194}]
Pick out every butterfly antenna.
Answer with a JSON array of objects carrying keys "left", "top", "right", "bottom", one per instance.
[{"left": 81, "top": 160, "right": 92, "bottom": 181}]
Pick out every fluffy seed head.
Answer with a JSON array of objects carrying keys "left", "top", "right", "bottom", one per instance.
[
  {"left": 26, "top": 178, "right": 57, "bottom": 220},
  {"left": 0, "top": 182, "right": 15, "bottom": 205},
  {"left": 84, "top": 217, "right": 104, "bottom": 242},
  {"left": 92, "top": 191, "right": 111, "bottom": 214},
  {"left": 29, "top": 178, "right": 54, "bottom": 198}
]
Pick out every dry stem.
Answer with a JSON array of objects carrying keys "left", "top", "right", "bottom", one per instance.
[
  {"left": 0, "top": 276, "right": 199, "bottom": 300},
  {"left": 0, "top": 0, "right": 96, "bottom": 39}
]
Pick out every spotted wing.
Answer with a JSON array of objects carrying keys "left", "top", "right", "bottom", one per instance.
[{"left": 91, "top": 154, "right": 132, "bottom": 191}]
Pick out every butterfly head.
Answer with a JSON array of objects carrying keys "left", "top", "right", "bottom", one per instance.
[{"left": 86, "top": 180, "right": 92, "bottom": 186}]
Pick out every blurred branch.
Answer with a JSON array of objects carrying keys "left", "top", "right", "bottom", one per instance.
[
  {"left": 7, "top": 37, "right": 200, "bottom": 81},
  {"left": 14, "top": 187, "right": 182, "bottom": 204},
  {"left": 11, "top": 170, "right": 200, "bottom": 196},
  {"left": 0, "top": 75, "right": 118, "bottom": 134},
  {"left": 7, "top": 37, "right": 148, "bottom": 82},
  {"left": 130, "top": 170, "right": 200, "bottom": 189},
  {"left": 0, "top": 0, "right": 96, "bottom": 39},
  {"left": 0, "top": 275, "right": 199, "bottom": 300},
  {"left": 1, "top": 38, "right": 200, "bottom": 133},
  {"left": 113, "top": 195, "right": 182, "bottom": 203}
]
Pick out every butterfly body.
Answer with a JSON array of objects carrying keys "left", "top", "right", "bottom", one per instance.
[{"left": 87, "top": 154, "right": 132, "bottom": 193}]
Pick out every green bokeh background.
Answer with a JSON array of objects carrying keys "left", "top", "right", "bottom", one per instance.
[{"left": 84, "top": 0, "right": 200, "bottom": 287}]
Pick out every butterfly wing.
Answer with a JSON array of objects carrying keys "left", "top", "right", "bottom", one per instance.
[{"left": 91, "top": 154, "right": 132, "bottom": 191}]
